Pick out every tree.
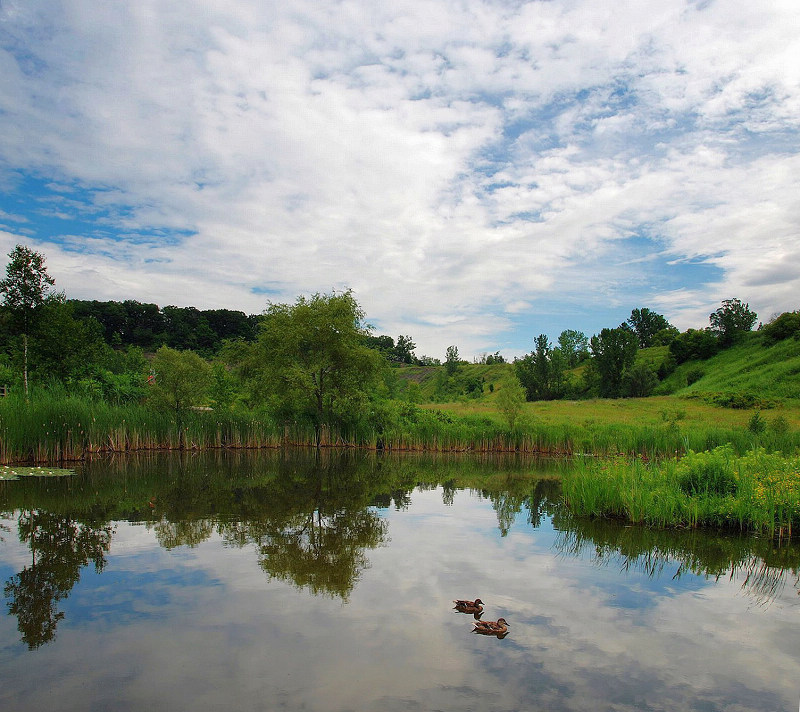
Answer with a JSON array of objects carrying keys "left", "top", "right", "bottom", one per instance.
[
  {"left": 557, "top": 329, "right": 589, "bottom": 368},
  {"left": 148, "top": 346, "right": 212, "bottom": 447},
  {"left": 709, "top": 298, "right": 757, "bottom": 347},
  {"left": 246, "top": 291, "right": 382, "bottom": 446},
  {"left": 587, "top": 327, "right": 638, "bottom": 397},
  {"left": 0, "top": 245, "right": 56, "bottom": 398},
  {"left": 496, "top": 375, "right": 526, "bottom": 430},
  {"left": 669, "top": 328, "right": 719, "bottom": 364},
  {"left": 445, "top": 345, "right": 460, "bottom": 375},
  {"left": 627, "top": 308, "right": 672, "bottom": 348},
  {"left": 514, "top": 334, "right": 565, "bottom": 401},
  {"left": 623, "top": 362, "right": 659, "bottom": 398},
  {"left": 393, "top": 335, "right": 416, "bottom": 364}
]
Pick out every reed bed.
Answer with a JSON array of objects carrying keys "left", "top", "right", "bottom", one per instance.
[
  {"left": 1, "top": 391, "right": 798, "bottom": 464},
  {"left": 562, "top": 445, "right": 800, "bottom": 537},
  {"left": 0, "top": 393, "right": 285, "bottom": 464}
]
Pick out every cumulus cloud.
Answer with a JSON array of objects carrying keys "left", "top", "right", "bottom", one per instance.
[{"left": 0, "top": 0, "right": 798, "bottom": 357}]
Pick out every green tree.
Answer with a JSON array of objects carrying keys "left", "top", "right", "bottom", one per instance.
[
  {"left": 148, "top": 346, "right": 212, "bottom": 447},
  {"left": 0, "top": 245, "right": 56, "bottom": 398},
  {"left": 445, "top": 345, "right": 460, "bottom": 375},
  {"left": 393, "top": 334, "right": 416, "bottom": 364},
  {"left": 588, "top": 327, "right": 638, "bottom": 397},
  {"left": 623, "top": 362, "right": 659, "bottom": 397},
  {"left": 557, "top": 329, "right": 589, "bottom": 368},
  {"left": 246, "top": 291, "right": 382, "bottom": 446},
  {"left": 709, "top": 298, "right": 757, "bottom": 347},
  {"left": 496, "top": 375, "right": 526, "bottom": 430},
  {"left": 627, "top": 308, "right": 672, "bottom": 348},
  {"left": 515, "top": 334, "right": 565, "bottom": 401},
  {"left": 669, "top": 328, "right": 720, "bottom": 364}
]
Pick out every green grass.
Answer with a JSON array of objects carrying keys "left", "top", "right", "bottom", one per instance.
[
  {"left": 658, "top": 332, "right": 800, "bottom": 402},
  {"left": 562, "top": 445, "right": 800, "bottom": 537}
]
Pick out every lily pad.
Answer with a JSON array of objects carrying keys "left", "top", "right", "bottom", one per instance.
[{"left": 0, "top": 465, "right": 76, "bottom": 481}]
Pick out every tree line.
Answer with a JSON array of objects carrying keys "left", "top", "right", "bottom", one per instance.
[
  {"left": 1, "top": 244, "right": 798, "bottom": 428},
  {"left": 512, "top": 300, "right": 764, "bottom": 401}
]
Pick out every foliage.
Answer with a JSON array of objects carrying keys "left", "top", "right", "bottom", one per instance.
[
  {"left": 563, "top": 446, "right": 800, "bottom": 536},
  {"left": 515, "top": 334, "right": 566, "bottom": 401},
  {"left": 747, "top": 411, "right": 767, "bottom": 434},
  {"left": 495, "top": 375, "right": 526, "bottom": 430},
  {"left": 445, "top": 345, "right": 460, "bottom": 375},
  {"left": 557, "top": 329, "right": 589, "bottom": 368},
  {"left": 0, "top": 245, "right": 57, "bottom": 396},
  {"left": 0, "top": 245, "right": 56, "bottom": 332},
  {"left": 623, "top": 362, "right": 658, "bottom": 398},
  {"left": 148, "top": 346, "right": 212, "bottom": 440},
  {"left": 762, "top": 311, "right": 800, "bottom": 345},
  {"left": 627, "top": 308, "right": 672, "bottom": 348},
  {"left": 69, "top": 299, "right": 258, "bottom": 355},
  {"left": 587, "top": 327, "right": 638, "bottom": 398},
  {"left": 669, "top": 328, "right": 720, "bottom": 364},
  {"left": 676, "top": 447, "right": 738, "bottom": 496},
  {"left": 686, "top": 367, "right": 705, "bottom": 385},
  {"left": 709, "top": 298, "right": 757, "bottom": 347},
  {"left": 244, "top": 291, "right": 382, "bottom": 443}
]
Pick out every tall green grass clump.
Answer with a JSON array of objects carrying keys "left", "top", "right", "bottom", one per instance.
[
  {"left": 0, "top": 389, "right": 284, "bottom": 463},
  {"left": 562, "top": 445, "right": 800, "bottom": 537}
]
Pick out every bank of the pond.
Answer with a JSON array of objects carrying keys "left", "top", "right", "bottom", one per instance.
[
  {"left": 562, "top": 445, "right": 800, "bottom": 537},
  {"left": 1, "top": 393, "right": 799, "bottom": 464}
]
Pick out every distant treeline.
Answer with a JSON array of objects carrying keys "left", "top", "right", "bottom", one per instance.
[{"left": 68, "top": 300, "right": 260, "bottom": 354}]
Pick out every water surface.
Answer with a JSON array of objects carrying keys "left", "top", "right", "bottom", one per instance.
[{"left": 0, "top": 449, "right": 798, "bottom": 711}]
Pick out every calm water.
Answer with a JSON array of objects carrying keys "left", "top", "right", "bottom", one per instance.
[{"left": 0, "top": 449, "right": 798, "bottom": 712}]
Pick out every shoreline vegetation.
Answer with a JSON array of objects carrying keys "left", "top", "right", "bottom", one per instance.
[
  {"left": 1, "top": 246, "right": 798, "bottom": 538},
  {"left": 2, "top": 390, "right": 799, "bottom": 539},
  {"left": 2, "top": 389, "right": 799, "bottom": 464}
]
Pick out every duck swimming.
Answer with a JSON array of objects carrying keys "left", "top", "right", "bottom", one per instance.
[
  {"left": 472, "top": 617, "right": 509, "bottom": 637},
  {"left": 453, "top": 598, "right": 484, "bottom": 615}
]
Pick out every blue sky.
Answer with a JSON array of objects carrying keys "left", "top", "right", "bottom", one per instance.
[{"left": 1, "top": 0, "right": 798, "bottom": 359}]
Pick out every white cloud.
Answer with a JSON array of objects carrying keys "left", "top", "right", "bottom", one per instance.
[{"left": 0, "top": 0, "right": 798, "bottom": 357}]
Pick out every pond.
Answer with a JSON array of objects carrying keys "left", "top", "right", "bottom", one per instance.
[{"left": 0, "top": 449, "right": 798, "bottom": 712}]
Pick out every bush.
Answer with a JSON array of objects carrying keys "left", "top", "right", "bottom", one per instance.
[
  {"left": 761, "top": 311, "right": 800, "bottom": 345},
  {"left": 624, "top": 363, "right": 658, "bottom": 397},
  {"left": 769, "top": 414, "right": 790, "bottom": 435},
  {"left": 747, "top": 411, "right": 767, "bottom": 434},
  {"left": 711, "top": 392, "right": 775, "bottom": 410},
  {"left": 686, "top": 367, "right": 705, "bottom": 386},
  {"left": 676, "top": 447, "right": 738, "bottom": 497}
]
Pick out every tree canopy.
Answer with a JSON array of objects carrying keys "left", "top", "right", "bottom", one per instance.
[
  {"left": 245, "top": 291, "right": 382, "bottom": 444},
  {"left": 709, "top": 298, "right": 757, "bottom": 346}
]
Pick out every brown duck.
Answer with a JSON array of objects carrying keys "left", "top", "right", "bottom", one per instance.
[
  {"left": 453, "top": 598, "right": 484, "bottom": 615},
  {"left": 472, "top": 617, "right": 509, "bottom": 637}
]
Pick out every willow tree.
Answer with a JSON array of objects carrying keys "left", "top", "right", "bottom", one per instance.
[
  {"left": 247, "top": 290, "right": 382, "bottom": 446},
  {"left": 0, "top": 245, "right": 56, "bottom": 398}
]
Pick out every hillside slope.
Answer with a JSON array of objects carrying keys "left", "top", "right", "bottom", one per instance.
[{"left": 658, "top": 333, "right": 800, "bottom": 403}]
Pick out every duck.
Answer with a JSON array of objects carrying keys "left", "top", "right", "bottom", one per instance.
[
  {"left": 472, "top": 617, "right": 509, "bottom": 636},
  {"left": 453, "top": 598, "right": 484, "bottom": 615}
]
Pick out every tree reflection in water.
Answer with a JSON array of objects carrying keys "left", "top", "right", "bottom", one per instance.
[
  {"left": 2, "top": 448, "right": 799, "bottom": 652},
  {"left": 4, "top": 510, "right": 112, "bottom": 649},
  {"left": 552, "top": 511, "right": 800, "bottom": 607}
]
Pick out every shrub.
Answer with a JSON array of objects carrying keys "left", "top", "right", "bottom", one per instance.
[
  {"left": 747, "top": 411, "right": 767, "bottom": 434},
  {"left": 686, "top": 367, "right": 705, "bottom": 386},
  {"left": 769, "top": 414, "right": 790, "bottom": 435},
  {"left": 676, "top": 447, "right": 738, "bottom": 497},
  {"left": 762, "top": 311, "right": 800, "bottom": 345}
]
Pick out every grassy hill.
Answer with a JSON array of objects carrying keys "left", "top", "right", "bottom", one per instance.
[{"left": 657, "top": 332, "right": 800, "bottom": 403}]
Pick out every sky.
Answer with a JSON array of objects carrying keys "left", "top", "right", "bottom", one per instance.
[{"left": 0, "top": 0, "right": 798, "bottom": 360}]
